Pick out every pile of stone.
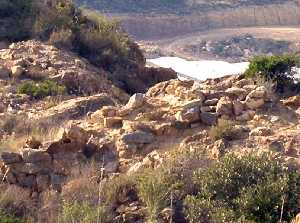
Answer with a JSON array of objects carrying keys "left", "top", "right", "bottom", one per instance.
[
  {"left": 184, "top": 34, "right": 291, "bottom": 62},
  {"left": 0, "top": 40, "right": 127, "bottom": 100},
  {"left": 87, "top": 76, "right": 273, "bottom": 161},
  {"left": 0, "top": 125, "right": 118, "bottom": 192}
]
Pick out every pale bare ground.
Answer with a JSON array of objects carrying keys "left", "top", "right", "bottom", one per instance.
[{"left": 143, "top": 26, "right": 300, "bottom": 60}]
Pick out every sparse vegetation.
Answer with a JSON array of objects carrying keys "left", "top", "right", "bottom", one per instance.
[
  {"left": 184, "top": 153, "right": 300, "bottom": 223},
  {"left": 209, "top": 119, "right": 235, "bottom": 141},
  {"left": 0, "top": 0, "right": 144, "bottom": 81},
  {"left": 0, "top": 212, "right": 23, "bottom": 223},
  {"left": 245, "top": 54, "right": 299, "bottom": 92},
  {"left": 137, "top": 170, "right": 171, "bottom": 222},
  {"left": 17, "top": 80, "right": 66, "bottom": 99},
  {"left": 58, "top": 201, "right": 105, "bottom": 223}
]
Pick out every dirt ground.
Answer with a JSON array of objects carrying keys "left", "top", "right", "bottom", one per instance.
[{"left": 140, "top": 26, "right": 300, "bottom": 60}]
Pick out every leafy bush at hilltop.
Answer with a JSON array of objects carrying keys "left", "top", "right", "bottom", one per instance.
[
  {"left": 0, "top": 212, "right": 23, "bottom": 223},
  {"left": 184, "top": 153, "right": 300, "bottom": 223},
  {"left": 17, "top": 80, "right": 66, "bottom": 99},
  {"left": 0, "top": 0, "right": 144, "bottom": 85},
  {"left": 245, "top": 55, "right": 299, "bottom": 92}
]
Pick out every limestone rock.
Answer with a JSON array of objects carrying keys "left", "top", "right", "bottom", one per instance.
[
  {"left": 16, "top": 174, "right": 36, "bottom": 188},
  {"left": 250, "top": 127, "right": 272, "bottom": 136},
  {"left": 204, "top": 98, "right": 219, "bottom": 106},
  {"left": 216, "top": 97, "right": 233, "bottom": 116},
  {"left": 283, "top": 96, "right": 300, "bottom": 107},
  {"left": 99, "top": 106, "right": 117, "bottom": 117},
  {"left": 225, "top": 87, "right": 248, "bottom": 100},
  {"left": 25, "top": 137, "right": 42, "bottom": 150},
  {"left": 11, "top": 65, "right": 24, "bottom": 77},
  {"left": 247, "top": 86, "right": 267, "bottom": 99},
  {"left": 122, "top": 131, "right": 154, "bottom": 144},
  {"left": 126, "top": 93, "right": 145, "bottom": 109},
  {"left": 233, "top": 101, "right": 245, "bottom": 116},
  {"left": 36, "top": 175, "right": 50, "bottom": 192},
  {"left": 175, "top": 106, "right": 200, "bottom": 123},
  {"left": 210, "top": 139, "right": 227, "bottom": 159},
  {"left": 0, "top": 66, "right": 10, "bottom": 78},
  {"left": 104, "top": 117, "right": 123, "bottom": 128},
  {"left": 245, "top": 97, "right": 264, "bottom": 110},
  {"left": 236, "top": 110, "right": 255, "bottom": 121},
  {"left": 269, "top": 141, "right": 285, "bottom": 153},
  {"left": 291, "top": 213, "right": 300, "bottom": 223},
  {"left": 200, "top": 112, "right": 217, "bottom": 126},
  {"left": 66, "top": 125, "right": 89, "bottom": 145},
  {"left": 1, "top": 152, "right": 22, "bottom": 164},
  {"left": 200, "top": 106, "right": 216, "bottom": 113},
  {"left": 21, "top": 149, "right": 51, "bottom": 164}
]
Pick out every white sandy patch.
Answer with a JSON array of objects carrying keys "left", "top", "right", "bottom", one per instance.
[{"left": 148, "top": 57, "right": 250, "bottom": 81}]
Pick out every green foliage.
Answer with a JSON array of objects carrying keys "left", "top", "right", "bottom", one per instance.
[
  {"left": 58, "top": 201, "right": 106, "bottom": 223},
  {"left": 17, "top": 80, "right": 66, "bottom": 99},
  {"left": 245, "top": 55, "right": 299, "bottom": 91},
  {"left": 209, "top": 119, "right": 235, "bottom": 141},
  {"left": 40, "top": 4, "right": 144, "bottom": 73},
  {"left": 0, "top": 212, "right": 23, "bottom": 223},
  {"left": 184, "top": 153, "right": 300, "bottom": 223},
  {"left": 137, "top": 170, "right": 172, "bottom": 223},
  {"left": 0, "top": 0, "right": 144, "bottom": 83},
  {"left": 102, "top": 173, "right": 136, "bottom": 206}
]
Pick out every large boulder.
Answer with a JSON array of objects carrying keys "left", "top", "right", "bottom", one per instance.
[
  {"left": 1, "top": 152, "right": 22, "bottom": 164},
  {"left": 21, "top": 149, "right": 52, "bottom": 164},
  {"left": 121, "top": 131, "right": 154, "bottom": 144},
  {"left": 0, "top": 66, "right": 10, "bottom": 78},
  {"left": 291, "top": 213, "right": 300, "bottom": 223},
  {"left": 245, "top": 97, "right": 265, "bottom": 110},
  {"left": 225, "top": 87, "right": 248, "bottom": 100},
  {"left": 175, "top": 99, "right": 203, "bottom": 123},
  {"left": 11, "top": 65, "right": 24, "bottom": 78},
  {"left": 126, "top": 93, "right": 145, "bottom": 109},
  {"left": 216, "top": 97, "right": 233, "bottom": 116},
  {"left": 245, "top": 86, "right": 267, "bottom": 110},
  {"left": 200, "top": 112, "right": 217, "bottom": 125},
  {"left": 250, "top": 127, "right": 272, "bottom": 136},
  {"left": 283, "top": 96, "right": 300, "bottom": 107}
]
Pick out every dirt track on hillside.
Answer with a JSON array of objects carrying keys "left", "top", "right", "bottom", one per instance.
[{"left": 148, "top": 26, "right": 300, "bottom": 60}]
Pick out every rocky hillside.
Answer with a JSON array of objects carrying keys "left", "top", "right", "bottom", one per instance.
[
  {"left": 77, "top": 0, "right": 298, "bottom": 14},
  {"left": 76, "top": 0, "right": 300, "bottom": 40},
  {"left": 1, "top": 53, "right": 300, "bottom": 221}
]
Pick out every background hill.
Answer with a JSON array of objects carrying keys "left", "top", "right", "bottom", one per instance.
[
  {"left": 75, "top": 0, "right": 300, "bottom": 40},
  {"left": 76, "top": 0, "right": 299, "bottom": 14}
]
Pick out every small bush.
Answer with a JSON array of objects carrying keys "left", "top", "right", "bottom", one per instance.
[
  {"left": 137, "top": 170, "right": 172, "bottom": 223},
  {"left": 102, "top": 173, "right": 137, "bottom": 206},
  {"left": 209, "top": 119, "right": 235, "bottom": 141},
  {"left": 184, "top": 153, "right": 300, "bottom": 223},
  {"left": 58, "top": 201, "right": 106, "bottom": 223},
  {"left": 0, "top": 211, "right": 23, "bottom": 223},
  {"left": 0, "top": 185, "right": 33, "bottom": 221},
  {"left": 245, "top": 55, "right": 299, "bottom": 91},
  {"left": 17, "top": 80, "right": 66, "bottom": 99}
]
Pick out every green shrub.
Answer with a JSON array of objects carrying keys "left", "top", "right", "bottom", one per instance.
[
  {"left": 1, "top": 0, "right": 144, "bottom": 77},
  {"left": 17, "top": 80, "right": 66, "bottom": 99},
  {"left": 245, "top": 55, "right": 299, "bottom": 92},
  {"left": 0, "top": 211, "right": 23, "bottom": 223},
  {"left": 33, "top": 2, "right": 144, "bottom": 73},
  {"left": 58, "top": 201, "right": 106, "bottom": 223},
  {"left": 209, "top": 119, "right": 235, "bottom": 141},
  {"left": 102, "top": 173, "right": 137, "bottom": 206},
  {"left": 137, "top": 170, "right": 172, "bottom": 223},
  {"left": 184, "top": 153, "right": 300, "bottom": 223}
]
